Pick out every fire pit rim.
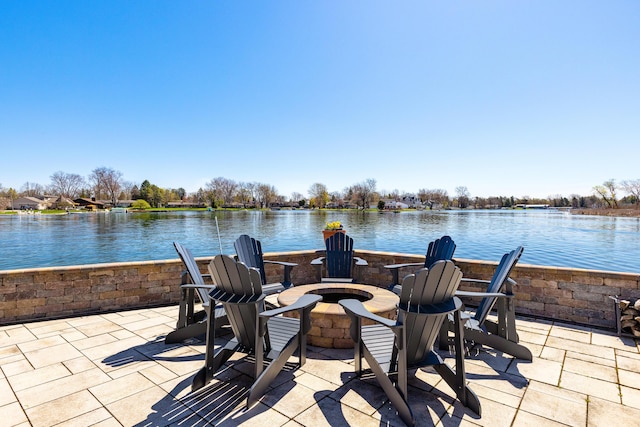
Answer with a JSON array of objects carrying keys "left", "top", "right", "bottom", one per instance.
[{"left": 277, "top": 283, "right": 398, "bottom": 316}]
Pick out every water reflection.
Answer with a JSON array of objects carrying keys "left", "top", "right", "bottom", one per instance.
[{"left": 1, "top": 210, "right": 638, "bottom": 273}]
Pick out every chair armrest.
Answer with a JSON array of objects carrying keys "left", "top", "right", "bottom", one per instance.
[
  {"left": 264, "top": 260, "right": 298, "bottom": 268},
  {"left": 259, "top": 294, "right": 322, "bottom": 318},
  {"left": 339, "top": 299, "right": 397, "bottom": 328},
  {"left": 310, "top": 257, "right": 325, "bottom": 265},
  {"left": 383, "top": 262, "right": 423, "bottom": 270},
  {"left": 456, "top": 290, "right": 513, "bottom": 299},
  {"left": 384, "top": 263, "right": 422, "bottom": 288},
  {"left": 354, "top": 257, "right": 368, "bottom": 266},
  {"left": 460, "top": 278, "right": 491, "bottom": 286},
  {"left": 461, "top": 277, "right": 517, "bottom": 287}
]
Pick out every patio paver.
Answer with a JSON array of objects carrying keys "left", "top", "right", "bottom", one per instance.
[{"left": 1, "top": 308, "right": 639, "bottom": 426}]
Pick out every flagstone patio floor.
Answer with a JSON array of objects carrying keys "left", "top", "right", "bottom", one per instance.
[{"left": 2, "top": 305, "right": 640, "bottom": 426}]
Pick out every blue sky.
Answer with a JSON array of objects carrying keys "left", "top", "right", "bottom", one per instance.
[{"left": 1, "top": 1, "right": 638, "bottom": 200}]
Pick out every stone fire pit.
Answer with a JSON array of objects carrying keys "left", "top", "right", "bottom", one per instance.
[{"left": 277, "top": 283, "right": 399, "bottom": 348}]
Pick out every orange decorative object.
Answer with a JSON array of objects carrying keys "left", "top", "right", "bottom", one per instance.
[{"left": 322, "top": 229, "right": 346, "bottom": 241}]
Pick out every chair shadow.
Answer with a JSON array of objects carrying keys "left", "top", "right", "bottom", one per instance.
[
  {"left": 311, "top": 370, "right": 469, "bottom": 427},
  {"left": 132, "top": 373, "right": 279, "bottom": 426},
  {"left": 101, "top": 326, "right": 235, "bottom": 368},
  {"left": 101, "top": 329, "right": 299, "bottom": 426},
  {"left": 101, "top": 336, "right": 206, "bottom": 368},
  {"left": 134, "top": 361, "right": 299, "bottom": 426},
  {"left": 437, "top": 341, "right": 531, "bottom": 390}
]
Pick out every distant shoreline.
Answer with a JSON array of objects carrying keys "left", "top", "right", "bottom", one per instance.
[{"left": 3, "top": 207, "right": 640, "bottom": 219}]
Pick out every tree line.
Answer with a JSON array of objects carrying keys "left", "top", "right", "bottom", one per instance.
[{"left": 1, "top": 167, "right": 639, "bottom": 210}]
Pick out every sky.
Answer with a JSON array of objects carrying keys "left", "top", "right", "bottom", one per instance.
[{"left": 1, "top": 1, "right": 639, "bottom": 200}]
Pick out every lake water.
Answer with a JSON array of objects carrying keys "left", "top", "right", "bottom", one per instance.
[{"left": 1, "top": 209, "right": 639, "bottom": 273}]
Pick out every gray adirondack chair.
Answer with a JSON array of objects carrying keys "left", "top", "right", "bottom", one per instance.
[
  {"left": 440, "top": 246, "right": 532, "bottom": 361},
  {"left": 311, "top": 232, "right": 368, "bottom": 283},
  {"left": 340, "top": 260, "right": 481, "bottom": 426},
  {"left": 234, "top": 234, "right": 297, "bottom": 291},
  {"left": 165, "top": 242, "right": 227, "bottom": 344},
  {"left": 192, "top": 255, "right": 321, "bottom": 408},
  {"left": 385, "top": 235, "right": 456, "bottom": 294}
]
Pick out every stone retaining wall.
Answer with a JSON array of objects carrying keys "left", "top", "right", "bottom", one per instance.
[{"left": 2, "top": 250, "right": 639, "bottom": 330}]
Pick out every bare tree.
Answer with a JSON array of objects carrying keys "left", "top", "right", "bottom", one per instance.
[
  {"left": 387, "top": 189, "right": 400, "bottom": 200},
  {"left": 291, "top": 192, "right": 304, "bottom": 205},
  {"left": 205, "top": 177, "right": 238, "bottom": 207},
  {"left": 119, "top": 181, "right": 136, "bottom": 200},
  {"left": 20, "top": 182, "right": 45, "bottom": 197},
  {"left": 418, "top": 188, "right": 449, "bottom": 209},
  {"left": 455, "top": 186, "right": 471, "bottom": 208},
  {"left": 329, "top": 191, "right": 343, "bottom": 206},
  {"left": 256, "top": 183, "right": 278, "bottom": 208},
  {"left": 474, "top": 196, "right": 487, "bottom": 209},
  {"left": 49, "top": 171, "right": 86, "bottom": 199},
  {"left": 192, "top": 188, "right": 207, "bottom": 205},
  {"left": 236, "top": 182, "right": 254, "bottom": 207},
  {"left": 308, "top": 183, "right": 329, "bottom": 208},
  {"left": 350, "top": 178, "right": 377, "bottom": 210},
  {"left": 90, "top": 167, "right": 123, "bottom": 206},
  {"left": 219, "top": 178, "right": 238, "bottom": 206},
  {"left": 593, "top": 179, "right": 618, "bottom": 208},
  {"left": 620, "top": 179, "right": 640, "bottom": 208},
  {"left": 603, "top": 179, "right": 618, "bottom": 208},
  {"left": 204, "top": 178, "right": 222, "bottom": 207}
]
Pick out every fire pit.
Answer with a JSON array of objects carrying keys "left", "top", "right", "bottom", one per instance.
[{"left": 277, "top": 283, "right": 399, "bottom": 348}]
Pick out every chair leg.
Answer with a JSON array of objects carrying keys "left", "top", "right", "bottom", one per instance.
[
  {"left": 433, "top": 363, "right": 481, "bottom": 416},
  {"left": 363, "top": 349, "right": 414, "bottom": 427},
  {"left": 192, "top": 312, "right": 237, "bottom": 392},
  {"left": 387, "top": 269, "right": 400, "bottom": 291},
  {"left": 434, "top": 310, "right": 481, "bottom": 416},
  {"left": 174, "top": 283, "right": 193, "bottom": 330},
  {"left": 246, "top": 338, "right": 299, "bottom": 408},
  {"left": 283, "top": 265, "right": 293, "bottom": 288}
]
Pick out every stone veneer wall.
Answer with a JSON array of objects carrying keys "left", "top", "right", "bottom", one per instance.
[{"left": 1, "top": 249, "right": 639, "bottom": 329}]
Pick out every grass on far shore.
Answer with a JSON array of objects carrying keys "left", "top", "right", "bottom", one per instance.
[
  {"left": 570, "top": 208, "right": 640, "bottom": 217},
  {"left": 2, "top": 207, "right": 639, "bottom": 217}
]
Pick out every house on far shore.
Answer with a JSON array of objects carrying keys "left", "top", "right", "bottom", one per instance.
[
  {"left": 74, "top": 198, "right": 108, "bottom": 210},
  {"left": 51, "top": 196, "right": 76, "bottom": 209},
  {"left": 379, "top": 199, "right": 410, "bottom": 210},
  {"left": 166, "top": 201, "right": 207, "bottom": 208},
  {"left": 11, "top": 195, "right": 77, "bottom": 210},
  {"left": 11, "top": 196, "right": 49, "bottom": 210}
]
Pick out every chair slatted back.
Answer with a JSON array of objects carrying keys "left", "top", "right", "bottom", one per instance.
[
  {"left": 424, "top": 235, "right": 456, "bottom": 268},
  {"left": 208, "top": 255, "right": 263, "bottom": 348},
  {"left": 234, "top": 234, "right": 267, "bottom": 285},
  {"left": 173, "top": 242, "right": 211, "bottom": 305},
  {"left": 325, "top": 232, "right": 354, "bottom": 278},
  {"left": 474, "top": 246, "right": 524, "bottom": 324},
  {"left": 399, "top": 260, "right": 462, "bottom": 365}
]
